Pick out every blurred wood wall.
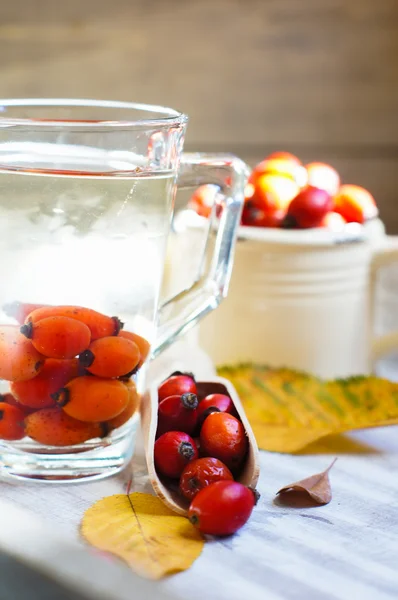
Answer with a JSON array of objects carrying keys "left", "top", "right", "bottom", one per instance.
[{"left": 1, "top": 0, "right": 397, "bottom": 230}]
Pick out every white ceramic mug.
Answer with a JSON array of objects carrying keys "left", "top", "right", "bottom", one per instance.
[{"left": 195, "top": 218, "right": 398, "bottom": 379}]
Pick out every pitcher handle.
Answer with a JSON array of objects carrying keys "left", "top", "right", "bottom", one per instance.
[
  {"left": 152, "top": 153, "right": 249, "bottom": 358},
  {"left": 371, "top": 235, "right": 398, "bottom": 363}
]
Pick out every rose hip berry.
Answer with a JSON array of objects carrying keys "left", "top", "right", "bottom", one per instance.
[
  {"left": 0, "top": 393, "right": 36, "bottom": 416},
  {"left": 0, "top": 402, "right": 25, "bottom": 440},
  {"left": 200, "top": 412, "right": 248, "bottom": 471},
  {"left": 105, "top": 379, "right": 140, "bottom": 432},
  {"left": 305, "top": 162, "right": 340, "bottom": 197},
  {"left": 11, "top": 358, "right": 80, "bottom": 409},
  {"left": 0, "top": 325, "right": 44, "bottom": 382},
  {"left": 282, "top": 186, "right": 333, "bottom": 229},
  {"left": 118, "top": 330, "right": 150, "bottom": 368},
  {"left": 21, "top": 316, "right": 91, "bottom": 359},
  {"left": 179, "top": 457, "right": 234, "bottom": 501},
  {"left": 25, "top": 408, "right": 103, "bottom": 446},
  {"left": 52, "top": 376, "right": 128, "bottom": 422},
  {"left": 333, "top": 184, "right": 378, "bottom": 224},
  {"left": 157, "top": 393, "right": 199, "bottom": 437},
  {"left": 188, "top": 481, "right": 260, "bottom": 536},
  {"left": 79, "top": 336, "right": 140, "bottom": 379},
  {"left": 25, "top": 305, "right": 123, "bottom": 340},
  {"left": 196, "top": 393, "right": 235, "bottom": 426},
  {"left": 158, "top": 374, "right": 197, "bottom": 403},
  {"left": 154, "top": 431, "right": 198, "bottom": 479}
]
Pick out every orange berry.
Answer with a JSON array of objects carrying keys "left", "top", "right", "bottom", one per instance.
[
  {"left": 11, "top": 358, "right": 80, "bottom": 409},
  {"left": 188, "top": 185, "right": 219, "bottom": 218},
  {"left": 52, "top": 376, "right": 129, "bottom": 422},
  {"left": 105, "top": 380, "right": 140, "bottom": 432},
  {"left": 0, "top": 402, "right": 25, "bottom": 440},
  {"left": 267, "top": 151, "right": 301, "bottom": 163},
  {"left": 333, "top": 184, "right": 378, "bottom": 224},
  {"left": 79, "top": 336, "right": 140, "bottom": 378},
  {"left": 306, "top": 162, "right": 340, "bottom": 197},
  {"left": 249, "top": 173, "right": 300, "bottom": 212},
  {"left": 3, "top": 301, "right": 48, "bottom": 325},
  {"left": 119, "top": 331, "right": 150, "bottom": 367},
  {"left": 25, "top": 408, "right": 103, "bottom": 446},
  {"left": 200, "top": 412, "right": 248, "bottom": 471},
  {"left": 248, "top": 152, "right": 306, "bottom": 188},
  {"left": 25, "top": 305, "right": 123, "bottom": 340},
  {"left": 0, "top": 325, "right": 44, "bottom": 382},
  {"left": 21, "top": 316, "right": 91, "bottom": 359}
]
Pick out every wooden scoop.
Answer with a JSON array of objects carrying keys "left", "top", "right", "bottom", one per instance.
[{"left": 141, "top": 376, "right": 260, "bottom": 516}]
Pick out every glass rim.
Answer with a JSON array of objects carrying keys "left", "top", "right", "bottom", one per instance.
[{"left": 0, "top": 98, "right": 189, "bottom": 129}]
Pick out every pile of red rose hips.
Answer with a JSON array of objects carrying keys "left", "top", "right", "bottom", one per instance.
[
  {"left": 188, "top": 151, "right": 379, "bottom": 230},
  {"left": 154, "top": 372, "right": 260, "bottom": 536}
]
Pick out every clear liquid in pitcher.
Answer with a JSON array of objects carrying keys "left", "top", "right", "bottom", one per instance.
[{"left": 0, "top": 143, "right": 175, "bottom": 457}]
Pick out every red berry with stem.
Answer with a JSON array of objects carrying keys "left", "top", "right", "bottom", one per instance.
[
  {"left": 179, "top": 457, "right": 234, "bottom": 501},
  {"left": 196, "top": 393, "right": 235, "bottom": 427},
  {"left": 282, "top": 186, "right": 333, "bottom": 229},
  {"left": 200, "top": 412, "right": 248, "bottom": 472},
  {"left": 154, "top": 431, "right": 198, "bottom": 479},
  {"left": 157, "top": 393, "right": 198, "bottom": 436},
  {"left": 188, "top": 481, "right": 260, "bottom": 536},
  {"left": 158, "top": 374, "right": 197, "bottom": 403}
]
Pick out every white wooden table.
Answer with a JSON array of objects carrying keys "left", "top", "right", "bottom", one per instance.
[{"left": 0, "top": 339, "right": 397, "bottom": 600}]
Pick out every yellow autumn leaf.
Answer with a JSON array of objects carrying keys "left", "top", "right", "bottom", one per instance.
[
  {"left": 81, "top": 492, "right": 204, "bottom": 579},
  {"left": 217, "top": 364, "right": 398, "bottom": 453}
]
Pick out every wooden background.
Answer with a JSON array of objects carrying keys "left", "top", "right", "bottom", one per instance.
[{"left": 0, "top": 0, "right": 397, "bottom": 230}]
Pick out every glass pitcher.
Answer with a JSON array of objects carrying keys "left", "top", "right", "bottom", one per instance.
[{"left": 0, "top": 99, "right": 248, "bottom": 481}]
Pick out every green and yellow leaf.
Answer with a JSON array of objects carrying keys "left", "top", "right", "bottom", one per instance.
[{"left": 218, "top": 364, "right": 398, "bottom": 453}]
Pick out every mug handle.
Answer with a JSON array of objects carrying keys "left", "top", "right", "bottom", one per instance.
[
  {"left": 151, "top": 153, "right": 249, "bottom": 359},
  {"left": 370, "top": 235, "right": 398, "bottom": 363}
]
